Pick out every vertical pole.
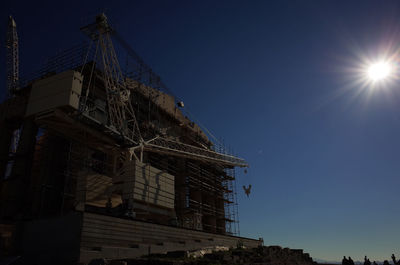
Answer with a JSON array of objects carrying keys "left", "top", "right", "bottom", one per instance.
[{"left": 140, "top": 145, "right": 144, "bottom": 162}]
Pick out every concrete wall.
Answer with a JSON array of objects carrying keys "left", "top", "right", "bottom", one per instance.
[
  {"left": 80, "top": 212, "right": 261, "bottom": 263},
  {"left": 12, "top": 211, "right": 260, "bottom": 264}
]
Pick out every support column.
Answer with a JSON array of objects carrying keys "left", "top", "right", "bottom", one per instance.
[
  {"left": 175, "top": 159, "right": 187, "bottom": 227},
  {"left": 0, "top": 121, "right": 13, "bottom": 179},
  {"left": 0, "top": 121, "right": 14, "bottom": 218},
  {"left": 8, "top": 118, "right": 38, "bottom": 217},
  {"left": 11, "top": 119, "right": 38, "bottom": 178}
]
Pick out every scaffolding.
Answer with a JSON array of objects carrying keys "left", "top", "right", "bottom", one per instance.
[{"left": 1, "top": 18, "right": 246, "bottom": 236}]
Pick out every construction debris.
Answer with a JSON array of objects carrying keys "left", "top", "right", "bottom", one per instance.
[{"left": 95, "top": 246, "right": 316, "bottom": 265}]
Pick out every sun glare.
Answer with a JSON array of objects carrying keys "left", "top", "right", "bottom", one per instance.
[{"left": 367, "top": 62, "right": 392, "bottom": 81}]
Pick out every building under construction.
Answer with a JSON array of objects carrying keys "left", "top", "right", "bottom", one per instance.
[{"left": 0, "top": 14, "right": 260, "bottom": 264}]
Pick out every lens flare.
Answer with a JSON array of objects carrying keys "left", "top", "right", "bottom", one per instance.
[{"left": 367, "top": 62, "right": 392, "bottom": 81}]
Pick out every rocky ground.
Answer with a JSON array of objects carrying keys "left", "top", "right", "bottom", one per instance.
[{"left": 90, "top": 245, "right": 317, "bottom": 265}]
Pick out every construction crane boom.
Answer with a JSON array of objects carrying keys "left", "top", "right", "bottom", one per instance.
[
  {"left": 143, "top": 137, "right": 248, "bottom": 167},
  {"left": 80, "top": 14, "right": 248, "bottom": 168},
  {"left": 6, "top": 15, "right": 19, "bottom": 97}
]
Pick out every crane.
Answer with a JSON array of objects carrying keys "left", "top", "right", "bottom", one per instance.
[
  {"left": 80, "top": 14, "right": 248, "bottom": 168},
  {"left": 6, "top": 15, "right": 19, "bottom": 97},
  {"left": 5, "top": 15, "right": 20, "bottom": 154}
]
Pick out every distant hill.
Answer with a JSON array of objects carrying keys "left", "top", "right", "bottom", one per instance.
[{"left": 314, "top": 258, "right": 340, "bottom": 264}]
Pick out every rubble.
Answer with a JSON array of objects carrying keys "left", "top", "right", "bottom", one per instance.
[{"left": 97, "top": 246, "right": 317, "bottom": 265}]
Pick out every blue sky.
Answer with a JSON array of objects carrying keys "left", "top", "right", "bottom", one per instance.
[{"left": 2, "top": 0, "right": 400, "bottom": 262}]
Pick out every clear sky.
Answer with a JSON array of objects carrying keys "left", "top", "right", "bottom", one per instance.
[{"left": 1, "top": 0, "right": 400, "bottom": 262}]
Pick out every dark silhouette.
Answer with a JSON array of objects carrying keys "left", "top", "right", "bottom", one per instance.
[
  {"left": 373, "top": 262, "right": 377, "bottom": 265},
  {"left": 342, "top": 256, "right": 349, "bottom": 265},
  {"left": 383, "top": 260, "right": 390, "bottom": 265},
  {"left": 364, "top": 256, "right": 371, "bottom": 265},
  {"left": 392, "top": 254, "right": 400, "bottom": 265},
  {"left": 348, "top": 256, "right": 355, "bottom": 265},
  {"left": 243, "top": 184, "right": 252, "bottom": 197}
]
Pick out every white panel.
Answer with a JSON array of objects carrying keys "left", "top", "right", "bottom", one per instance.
[
  {"left": 129, "top": 161, "right": 175, "bottom": 209},
  {"left": 26, "top": 70, "right": 83, "bottom": 116}
]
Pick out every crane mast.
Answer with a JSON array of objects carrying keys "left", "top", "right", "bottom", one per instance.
[
  {"left": 6, "top": 15, "right": 19, "bottom": 97},
  {"left": 81, "top": 14, "right": 141, "bottom": 146},
  {"left": 5, "top": 16, "right": 20, "bottom": 154}
]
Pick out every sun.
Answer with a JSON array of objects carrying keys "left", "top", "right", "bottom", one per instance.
[{"left": 367, "top": 62, "right": 392, "bottom": 81}]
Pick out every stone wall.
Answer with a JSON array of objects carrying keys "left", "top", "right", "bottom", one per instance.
[{"left": 80, "top": 212, "right": 261, "bottom": 264}]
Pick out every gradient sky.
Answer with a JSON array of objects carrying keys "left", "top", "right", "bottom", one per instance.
[{"left": 2, "top": 0, "right": 400, "bottom": 262}]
